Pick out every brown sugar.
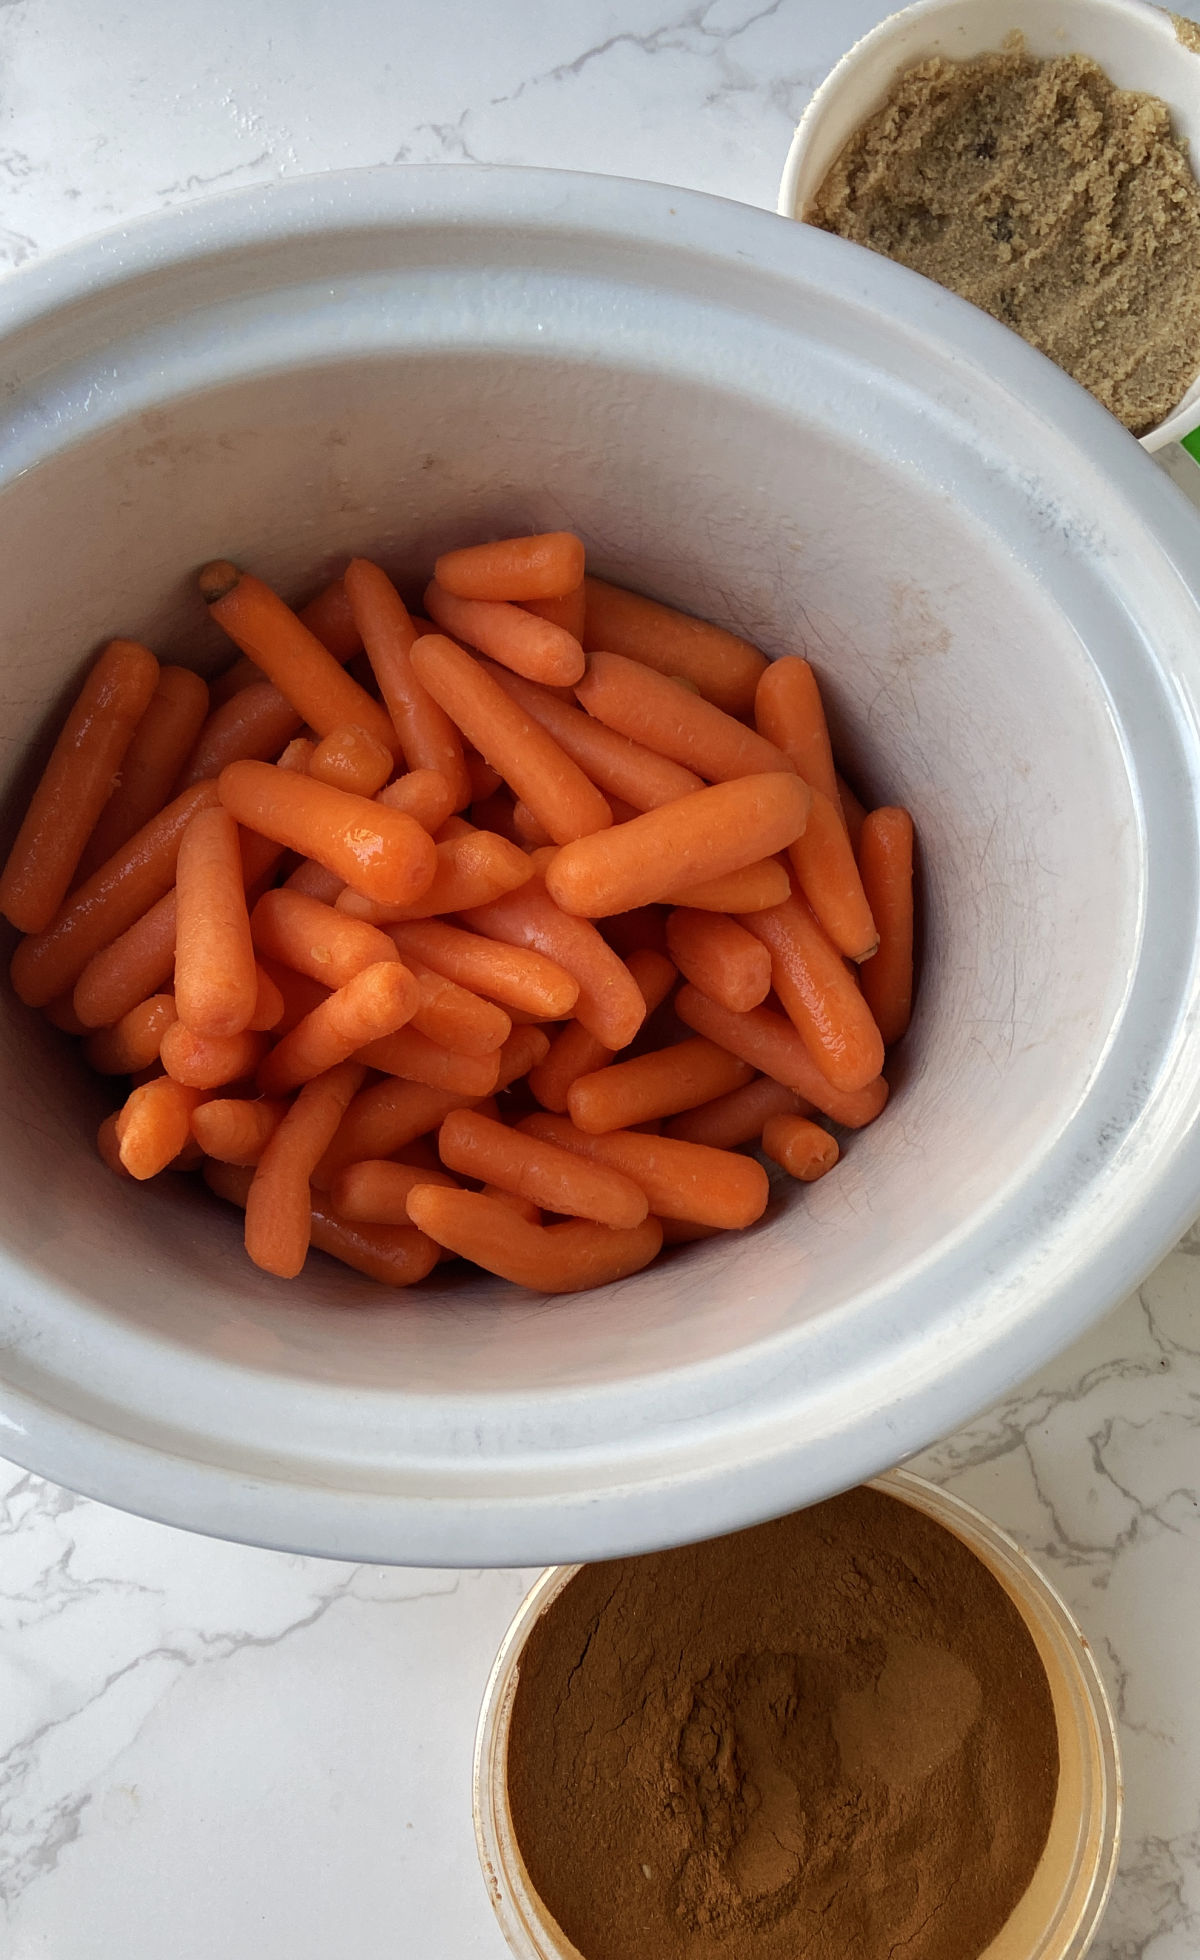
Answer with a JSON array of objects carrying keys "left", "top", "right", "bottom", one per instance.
[
  {"left": 807, "top": 41, "right": 1200, "bottom": 434},
  {"left": 506, "top": 1487, "right": 1059, "bottom": 1960}
]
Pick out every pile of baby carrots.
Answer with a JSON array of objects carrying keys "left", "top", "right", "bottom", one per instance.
[{"left": 0, "top": 528, "right": 914, "bottom": 1295}]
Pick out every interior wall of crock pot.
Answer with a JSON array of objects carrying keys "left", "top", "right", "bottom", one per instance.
[{"left": 0, "top": 350, "right": 1139, "bottom": 1395}]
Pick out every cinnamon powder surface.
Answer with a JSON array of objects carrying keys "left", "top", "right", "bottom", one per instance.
[{"left": 507, "top": 1488, "right": 1058, "bottom": 1960}]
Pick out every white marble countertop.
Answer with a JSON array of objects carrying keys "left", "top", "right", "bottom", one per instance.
[{"left": 4, "top": 2, "right": 1200, "bottom": 1954}]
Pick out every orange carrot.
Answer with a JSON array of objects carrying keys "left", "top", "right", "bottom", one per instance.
[
  {"left": 410, "top": 635, "right": 610, "bottom": 842},
  {"left": 461, "top": 880, "right": 647, "bottom": 1050},
  {"left": 72, "top": 889, "right": 178, "bottom": 1028},
  {"left": 438, "top": 1107, "right": 649, "bottom": 1228},
  {"left": 519, "top": 1115, "right": 769, "bottom": 1229},
  {"left": 160, "top": 1022, "right": 268, "bottom": 1090},
  {"left": 786, "top": 785, "right": 878, "bottom": 961},
  {"left": 283, "top": 859, "right": 345, "bottom": 904},
  {"left": 576, "top": 651, "right": 793, "bottom": 783},
  {"left": 666, "top": 859, "right": 792, "bottom": 913},
  {"left": 522, "top": 585, "right": 586, "bottom": 640},
  {"left": 761, "top": 1113, "right": 840, "bottom": 1182},
  {"left": 200, "top": 562, "right": 398, "bottom": 753},
  {"left": 479, "top": 659, "right": 704, "bottom": 811},
  {"left": 297, "top": 577, "right": 361, "bottom": 662},
  {"left": 463, "top": 748, "right": 502, "bottom": 804},
  {"left": 75, "top": 665, "right": 210, "bottom": 880},
  {"left": 308, "top": 723, "right": 394, "bottom": 796},
  {"left": 837, "top": 772, "right": 868, "bottom": 853},
  {"left": 857, "top": 807, "right": 915, "bottom": 1046},
  {"left": 191, "top": 1096, "right": 288, "bottom": 1165},
  {"left": 174, "top": 806, "right": 258, "bottom": 1037},
  {"left": 11, "top": 781, "right": 219, "bottom": 1009},
  {"left": 177, "top": 680, "right": 308, "bottom": 789},
  {"left": 336, "top": 826, "right": 533, "bottom": 923},
  {"left": 250, "top": 887, "right": 400, "bottom": 990},
  {"left": 511, "top": 799, "right": 555, "bottom": 849},
  {"left": 258, "top": 960, "right": 420, "bottom": 1096},
  {"left": 478, "top": 1184, "right": 542, "bottom": 1226},
  {"left": 406, "top": 1185, "right": 662, "bottom": 1292},
  {"left": 656, "top": 1216, "right": 724, "bottom": 1246},
  {"left": 343, "top": 559, "right": 471, "bottom": 810},
  {"left": 675, "top": 985, "right": 888, "bottom": 1128},
  {"left": 742, "top": 894, "right": 884, "bottom": 1094},
  {"left": 248, "top": 964, "right": 285, "bottom": 1032},
  {"left": 434, "top": 532, "right": 585, "bottom": 602},
  {"left": 244, "top": 1060, "right": 366, "bottom": 1276},
  {"left": 545, "top": 774, "right": 810, "bottom": 918},
  {"left": 314, "top": 1082, "right": 479, "bottom": 1187},
  {"left": 385, "top": 919, "right": 580, "bottom": 1019},
  {"left": 254, "top": 958, "right": 331, "bottom": 1034},
  {"left": 207, "top": 1159, "right": 440, "bottom": 1286},
  {"left": 567, "top": 1036, "right": 754, "bottom": 1134},
  {"left": 96, "top": 1111, "right": 133, "bottom": 1178},
  {"left": 330, "top": 1159, "right": 459, "bottom": 1224},
  {"left": 407, "top": 959, "right": 512, "bottom": 1057},
  {"left": 217, "top": 760, "right": 437, "bottom": 907},
  {"left": 208, "top": 657, "right": 261, "bottom": 708},
  {"left": 754, "top": 657, "right": 840, "bottom": 811},
  {"left": 355, "top": 1025, "right": 501, "bottom": 1099},
  {"left": 43, "top": 993, "right": 91, "bottom": 1036},
  {"left": 423, "top": 580, "right": 585, "bottom": 688},
  {"left": 0, "top": 638, "right": 160, "bottom": 933},
  {"left": 665, "top": 1074, "right": 810, "bottom": 1147},
  {"left": 84, "top": 994, "right": 177, "bottom": 1075},
  {"left": 526, "top": 946, "right": 674, "bottom": 1112},
  {"left": 581, "top": 578, "right": 767, "bottom": 717},
  {"left": 115, "top": 1077, "right": 205, "bottom": 1179},
  {"left": 665, "top": 909, "right": 771, "bottom": 1014},
  {"left": 377, "top": 769, "right": 458, "bottom": 833}
]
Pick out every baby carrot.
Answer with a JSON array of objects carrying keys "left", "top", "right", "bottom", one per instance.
[
  {"left": 754, "top": 657, "right": 840, "bottom": 811},
  {"left": 857, "top": 807, "right": 915, "bottom": 1046},
  {"left": 522, "top": 585, "right": 586, "bottom": 640},
  {"left": 545, "top": 774, "right": 811, "bottom": 918},
  {"left": 438, "top": 1108, "right": 649, "bottom": 1229},
  {"left": 576, "top": 652, "right": 793, "bottom": 784},
  {"left": 407, "top": 959, "right": 512, "bottom": 1058},
  {"left": 675, "top": 985, "right": 889, "bottom": 1128},
  {"left": 191, "top": 1096, "right": 288, "bottom": 1165},
  {"left": 581, "top": 578, "right": 767, "bottom": 717},
  {"left": 256, "top": 958, "right": 331, "bottom": 1033},
  {"left": 10, "top": 781, "right": 219, "bottom": 1009},
  {"left": 72, "top": 889, "right": 178, "bottom": 1028},
  {"left": 282, "top": 859, "right": 344, "bottom": 904},
  {"left": 330, "top": 1159, "right": 459, "bottom": 1225},
  {"left": 665, "top": 909, "right": 771, "bottom": 1014},
  {"left": 410, "top": 635, "right": 610, "bottom": 843},
  {"left": 405, "top": 1186, "right": 662, "bottom": 1292},
  {"left": 208, "top": 657, "right": 261, "bottom": 707},
  {"left": 762, "top": 1113, "right": 840, "bottom": 1182},
  {"left": 43, "top": 993, "right": 92, "bottom": 1036},
  {"left": 479, "top": 659, "right": 704, "bottom": 811},
  {"left": 424, "top": 581, "right": 585, "bottom": 688},
  {"left": 244, "top": 1060, "right": 367, "bottom": 1277},
  {"left": 297, "top": 577, "right": 361, "bottom": 662},
  {"left": 75, "top": 665, "right": 210, "bottom": 880},
  {"left": 248, "top": 964, "right": 285, "bottom": 1032},
  {"left": 742, "top": 894, "right": 884, "bottom": 1094},
  {"left": 463, "top": 748, "right": 502, "bottom": 804},
  {"left": 308, "top": 723, "right": 394, "bottom": 797},
  {"left": 461, "top": 881, "right": 647, "bottom": 1050},
  {"left": 377, "top": 769, "right": 458, "bottom": 834},
  {"left": 200, "top": 563, "right": 397, "bottom": 754},
  {"left": 355, "top": 1026, "right": 501, "bottom": 1099},
  {"left": 568, "top": 1036, "right": 754, "bottom": 1135},
  {"left": 511, "top": 800, "right": 555, "bottom": 849},
  {"left": 84, "top": 993, "right": 177, "bottom": 1075},
  {"left": 657, "top": 1217, "right": 724, "bottom": 1246},
  {"left": 96, "top": 1112, "right": 132, "bottom": 1178},
  {"left": 385, "top": 920, "right": 580, "bottom": 1019},
  {"left": 336, "top": 827, "right": 532, "bottom": 923},
  {"left": 0, "top": 638, "right": 160, "bottom": 934},
  {"left": 207, "top": 1159, "right": 440, "bottom": 1287},
  {"left": 837, "top": 773, "right": 868, "bottom": 853},
  {"left": 787, "top": 785, "right": 878, "bottom": 961},
  {"left": 434, "top": 532, "right": 585, "bottom": 602},
  {"left": 249, "top": 887, "right": 400, "bottom": 990},
  {"left": 177, "top": 680, "right": 307, "bottom": 789},
  {"left": 343, "top": 559, "right": 471, "bottom": 810},
  {"left": 525, "top": 946, "right": 675, "bottom": 1113},
  {"left": 479, "top": 1185, "right": 542, "bottom": 1226},
  {"left": 115, "top": 1077, "right": 205, "bottom": 1180},
  {"left": 161, "top": 1022, "right": 269, "bottom": 1090},
  {"left": 519, "top": 1114, "right": 769, "bottom": 1229},
  {"left": 665, "top": 1074, "right": 810, "bottom": 1148},
  {"left": 174, "top": 806, "right": 259, "bottom": 1037},
  {"left": 258, "top": 960, "right": 420, "bottom": 1096},
  {"left": 666, "top": 859, "right": 792, "bottom": 913},
  {"left": 218, "top": 760, "right": 437, "bottom": 908}
]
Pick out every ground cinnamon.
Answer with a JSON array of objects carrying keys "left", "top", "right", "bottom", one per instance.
[{"left": 507, "top": 1487, "right": 1058, "bottom": 1960}]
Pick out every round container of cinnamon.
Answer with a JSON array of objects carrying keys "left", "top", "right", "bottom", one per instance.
[{"left": 474, "top": 1469, "right": 1120, "bottom": 1960}]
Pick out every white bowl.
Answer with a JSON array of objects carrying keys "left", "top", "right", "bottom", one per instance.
[
  {"left": 3, "top": 167, "right": 1200, "bottom": 1566},
  {"left": 779, "top": 0, "right": 1200, "bottom": 450}
]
